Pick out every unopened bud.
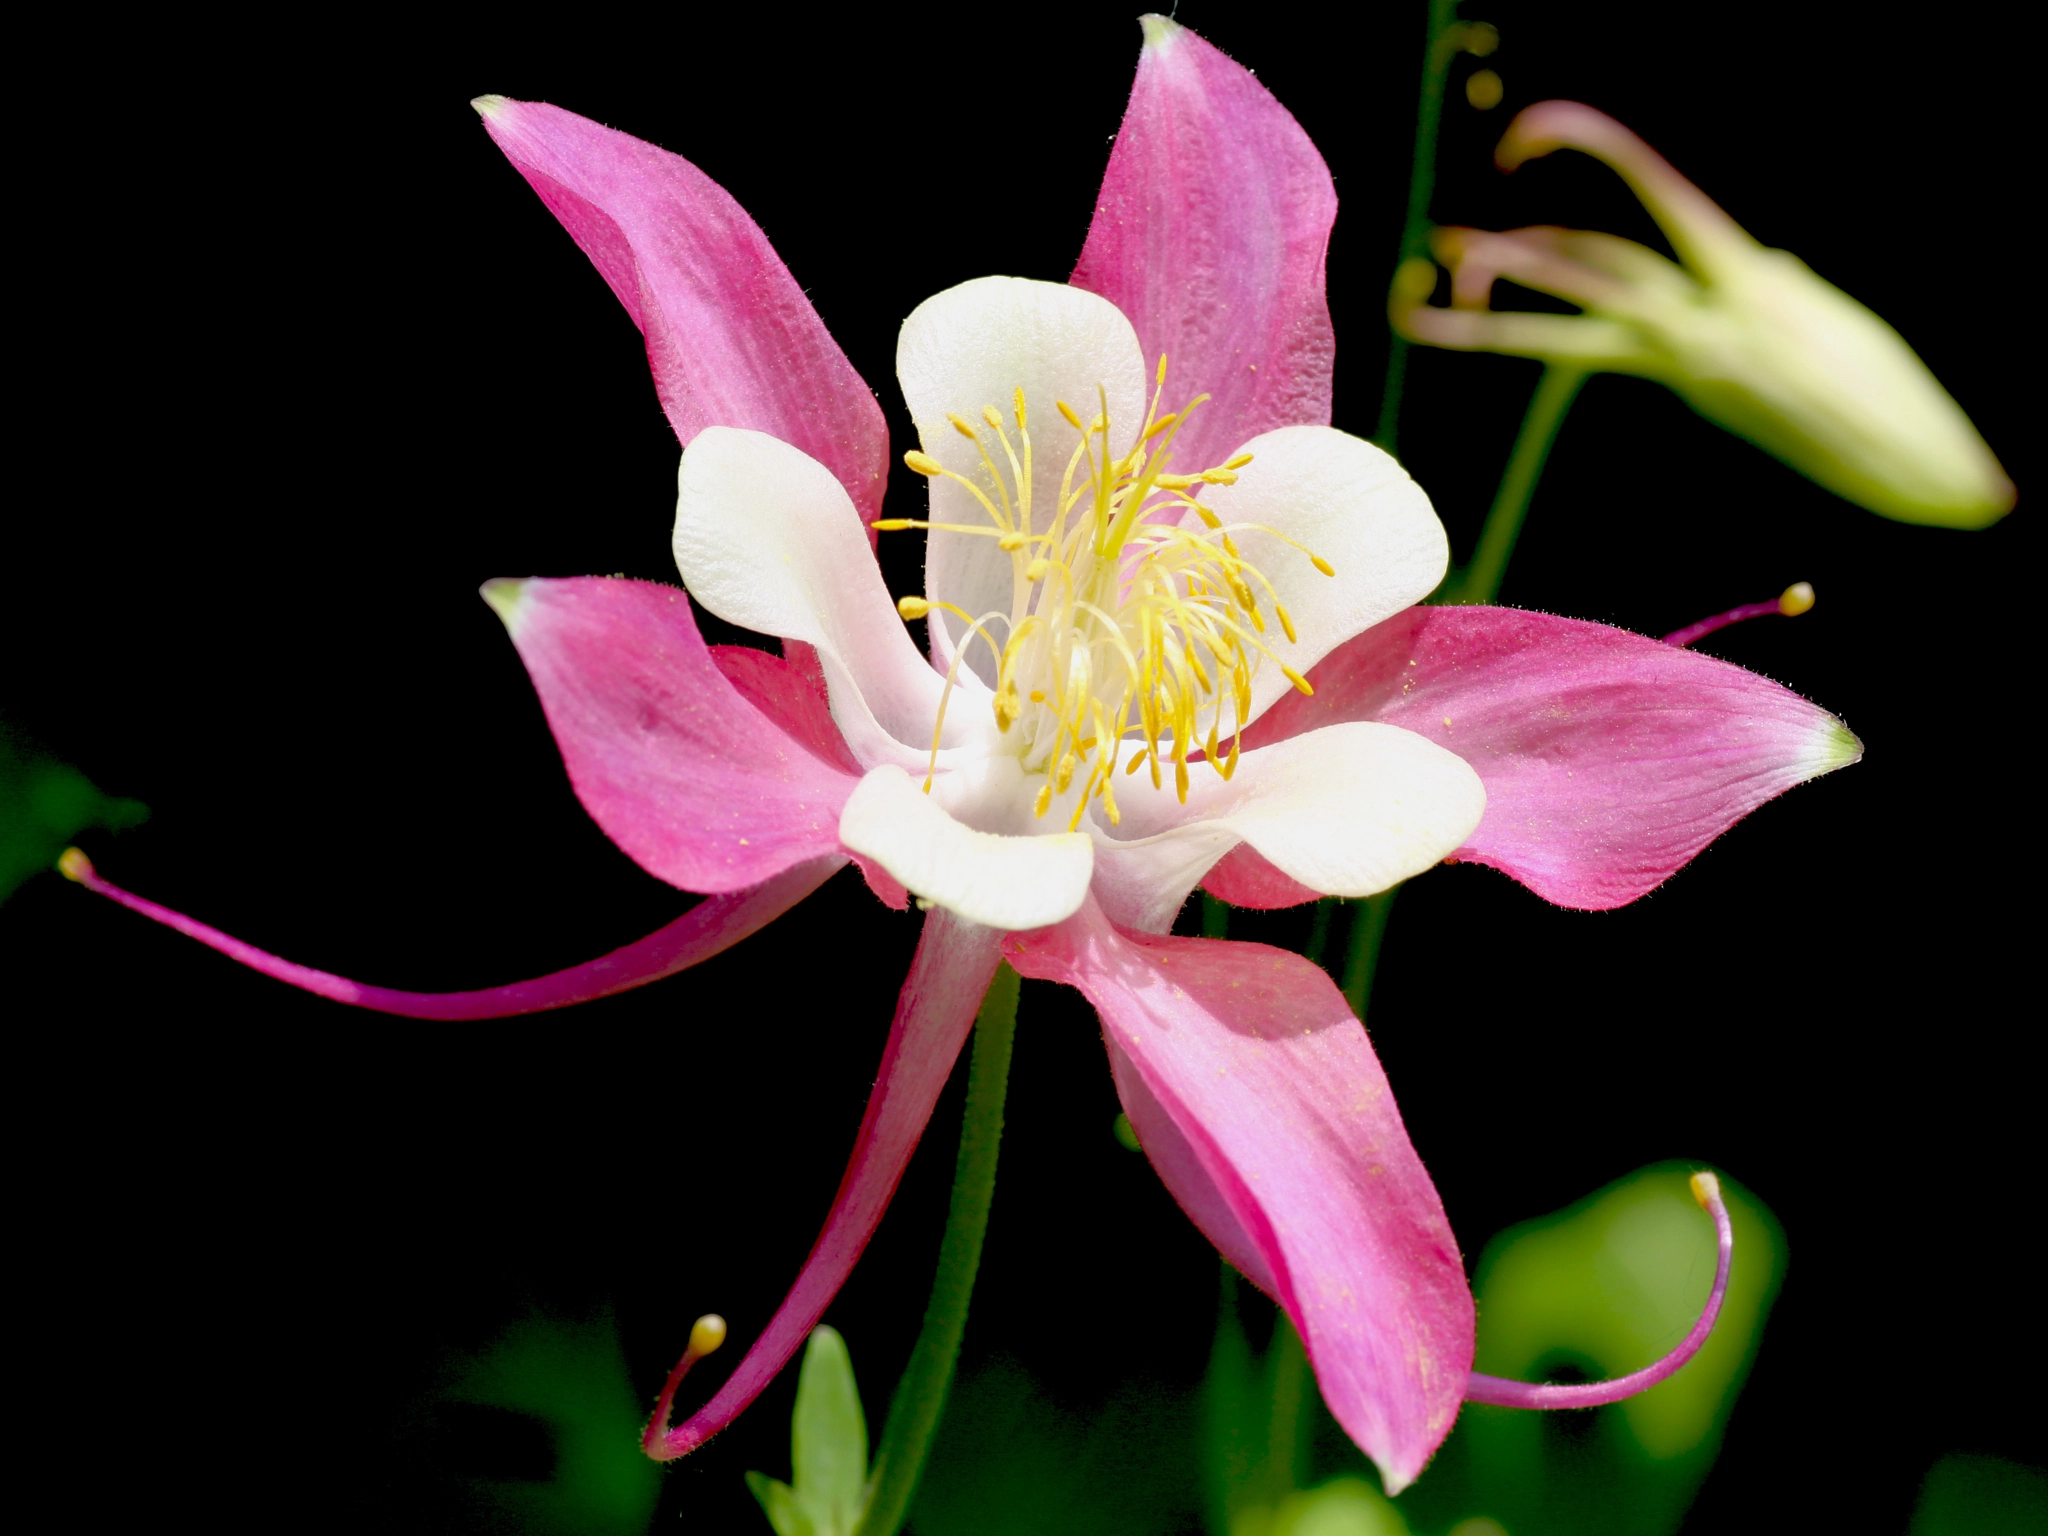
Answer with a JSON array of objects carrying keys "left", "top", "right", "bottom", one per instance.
[{"left": 1392, "top": 255, "right": 1439, "bottom": 306}]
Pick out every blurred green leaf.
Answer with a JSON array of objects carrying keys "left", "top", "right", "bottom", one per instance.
[
  {"left": 443, "top": 1311, "right": 661, "bottom": 1536},
  {"left": 749, "top": 1325, "right": 869, "bottom": 1536},
  {"left": 1909, "top": 1454, "right": 2048, "bottom": 1535},
  {"left": 908, "top": 1353, "right": 1199, "bottom": 1536},
  {"left": 1234, "top": 1476, "right": 1412, "bottom": 1536},
  {"left": 0, "top": 718, "right": 146, "bottom": 903}
]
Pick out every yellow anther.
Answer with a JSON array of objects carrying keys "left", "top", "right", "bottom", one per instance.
[
  {"left": 1224, "top": 453, "right": 1254, "bottom": 470},
  {"left": 1282, "top": 665, "right": 1314, "bottom": 696},
  {"left": 873, "top": 518, "right": 915, "bottom": 531},
  {"left": 1055, "top": 753, "right": 1077, "bottom": 792},
  {"left": 1034, "top": 783, "right": 1052, "bottom": 817},
  {"left": 1057, "top": 399, "right": 1084, "bottom": 428},
  {"left": 1151, "top": 472, "right": 1201, "bottom": 490},
  {"left": 897, "top": 596, "right": 932, "bottom": 620},
  {"left": 1013, "top": 387, "right": 1027, "bottom": 428},
  {"left": 1025, "top": 557, "right": 1050, "bottom": 582},
  {"left": 1778, "top": 582, "right": 1816, "bottom": 617},
  {"left": 1175, "top": 754, "right": 1189, "bottom": 803},
  {"left": 1126, "top": 753, "right": 1145, "bottom": 775},
  {"left": 1466, "top": 67, "right": 1503, "bottom": 111},
  {"left": 999, "top": 531, "right": 1029, "bottom": 551},
  {"left": 1193, "top": 504, "right": 1222, "bottom": 529},
  {"left": 1156, "top": 353, "right": 1169, "bottom": 387},
  {"left": 688, "top": 1315, "right": 728, "bottom": 1357},
  {"left": 1200, "top": 468, "right": 1239, "bottom": 485},
  {"left": 1142, "top": 412, "right": 1179, "bottom": 441},
  {"left": 948, "top": 413, "right": 980, "bottom": 440},
  {"left": 1222, "top": 534, "right": 1241, "bottom": 559},
  {"left": 1276, "top": 604, "right": 1298, "bottom": 644},
  {"left": 905, "top": 450, "right": 945, "bottom": 476},
  {"left": 57, "top": 847, "right": 94, "bottom": 882},
  {"left": 1310, "top": 554, "right": 1336, "bottom": 577},
  {"left": 983, "top": 404, "right": 1005, "bottom": 430},
  {"left": 1689, "top": 1171, "right": 1723, "bottom": 1210},
  {"left": 1028, "top": 689, "right": 1046, "bottom": 703}
]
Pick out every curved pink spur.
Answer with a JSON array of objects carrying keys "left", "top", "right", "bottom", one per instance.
[
  {"left": 1464, "top": 1171, "right": 1735, "bottom": 1408},
  {"left": 57, "top": 848, "right": 840, "bottom": 1020}
]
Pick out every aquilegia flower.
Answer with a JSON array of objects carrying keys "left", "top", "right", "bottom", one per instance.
[
  {"left": 63, "top": 19, "right": 1857, "bottom": 1491},
  {"left": 1391, "top": 100, "right": 2014, "bottom": 529}
]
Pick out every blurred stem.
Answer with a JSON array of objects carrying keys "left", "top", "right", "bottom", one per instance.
[
  {"left": 1450, "top": 363, "right": 1589, "bottom": 604},
  {"left": 1202, "top": 891, "right": 1231, "bottom": 938},
  {"left": 1304, "top": 899, "right": 1335, "bottom": 968},
  {"left": 1374, "top": 0, "right": 1464, "bottom": 455},
  {"left": 860, "top": 962, "right": 1020, "bottom": 1536},
  {"left": 1259, "top": 1316, "right": 1311, "bottom": 1506},
  {"left": 1340, "top": 888, "right": 1400, "bottom": 1023}
]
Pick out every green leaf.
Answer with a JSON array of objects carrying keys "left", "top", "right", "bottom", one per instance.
[
  {"left": 792, "top": 1325, "right": 868, "bottom": 1535},
  {"left": 750, "top": 1325, "right": 870, "bottom": 1536},
  {"left": 747, "top": 1471, "right": 816, "bottom": 1536}
]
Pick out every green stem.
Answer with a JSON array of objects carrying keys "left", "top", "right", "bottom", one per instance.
[
  {"left": 1201, "top": 892, "right": 1231, "bottom": 939},
  {"left": 1451, "top": 364, "right": 1588, "bottom": 605},
  {"left": 1259, "top": 1317, "right": 1311, "bottom": 1506},
  {"left": 1339, "top": 887, "right": 1400, "bottom": 1023},
  {"left": 859, "top": 962, "right": 1021, "bottom": 1536},
  {"left": 1374, "top": 0, "right": 1464, "bottom": 454}
]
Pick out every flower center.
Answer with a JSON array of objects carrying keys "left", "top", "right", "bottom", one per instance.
[{"left": 878, "top": 357, "right": 1332, "bottom": 830}]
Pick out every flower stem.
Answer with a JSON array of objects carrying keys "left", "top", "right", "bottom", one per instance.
[
  {"left": 1339, "top": 887, "right": 1400, "bottom": 1023},
  {"left": 859, "top": 961, "right": 1021, "bottom": 1536},
  {"left": 1450, "top": 363, "right": 1588, "bottom": 604},
  {"left": 1374, "top": 0, "right": 1465, "bottom": 455}
]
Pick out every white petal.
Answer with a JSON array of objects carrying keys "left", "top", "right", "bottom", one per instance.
[
  {"left": 897, "top": 276, "right": 1149, "bottom": 682},
  {"left": 674, "top": 427, "right": 972, "bottom": 767},
  {"left": 1191, "top": 425, "right": 1449, "bottom": 724},
  {"left": 840, "top": 764, "right": 1095, "bottom": 931},
  {"left": 1091, "top": 723, "right": 1484, "bottom": 933}
]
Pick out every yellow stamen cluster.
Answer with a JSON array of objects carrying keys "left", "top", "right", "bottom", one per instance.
[{"left": 878, "top": 358, "right": 1334, "bottom": 828}]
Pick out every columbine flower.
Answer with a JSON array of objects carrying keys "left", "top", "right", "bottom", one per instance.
[
  {"left": 62, "top": 19, "right": 1859, "bottom": 1491},
  {"left": 1390, "top": 100, "right": 2014, "bottom": 529}
]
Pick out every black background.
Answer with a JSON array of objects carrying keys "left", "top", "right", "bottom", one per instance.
[{"left": 5, "top": 3, "right": 2033, "bottom": 1531}]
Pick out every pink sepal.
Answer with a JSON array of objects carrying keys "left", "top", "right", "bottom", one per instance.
[
  {"left": 494, "top": 578, "right": 858, "bottom": 895},
  {"left": 1004, "top": 900, "right": 1471, "bottom": 1494},
  {"left": 1071, "top": 19, "right": 1336, "bottom": 471},
  {"left": 850, "top": 855, "right": 910, "bottom": 911},
  {"left": 648, "top": 910, "right": 1002, "bottom": 1457},
  {"left": 1244, "top": 606, "right": 1861, "bottom": 910},
  {"left": 64, "top": 852, "right": 839, "bottom": 1019},
  {"left": 477, "top": 98, "right": 889, "bottom": 529},
  {"left": 709, "top": 644, "right": 863, "bottom": 774}
]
